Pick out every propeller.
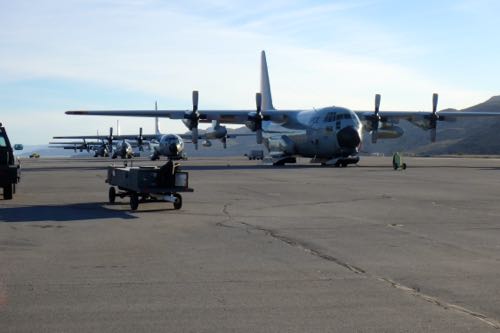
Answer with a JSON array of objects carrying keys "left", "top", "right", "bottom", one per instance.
[
  {"left": 83, "top": 138, "right": 90, "bottom": 152},
  {"left": 367, "top": 94, "right": 382, "bottom": 144},
  {"left": 107, "top": 127, "right": 114, "bottom": 152},
  {"left": 183, "top": 91, "right": 205, "bottom": 150},
  {"left": 426, "top": 93, "right": 439, "bottom": 142},
  {"left": 136, "top": 127, "right": 144, "bottom": 151},
  {"left": 221, "top": 136, "right": 227, "bottom": 149},
  {"left": 247, "top": 92, "right": 268, "bottom": 144}
]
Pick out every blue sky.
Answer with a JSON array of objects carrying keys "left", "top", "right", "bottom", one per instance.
[{"left": 1, "top": 0, "right": 500, "bottom": 143}]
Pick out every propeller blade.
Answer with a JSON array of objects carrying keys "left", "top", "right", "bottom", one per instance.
[
  {"left": 371, "top": 130, "right": 378, "bottom": 144},
  {"left": 369, "top": 93, "right": 382, "bottom": 144},
  {"left": 192, "top": 90, "right": 199, "bottom": 111},
  {"left": 375, "top": 94, "right": 381, "bottom": 114},
  {"left": 432, "top": 93, "right": 438, "bottom": 114},
  {"left": 256, "top": 129, "right": 263, "bottom": 145},
  {"left": 256, "top": 93, "right": 262, "bottom": 112},
  {"left": 108, "top": 127, "right": 114, "bottom": 152},
  {"left": 430, "top": 128, "right": 437, "bottom": 143},
  {"left": 222, "top": 136, "right": 227, "bottom": 149},
  {"left": 192, "top": 127, "right": 198, "bottom": 150}
]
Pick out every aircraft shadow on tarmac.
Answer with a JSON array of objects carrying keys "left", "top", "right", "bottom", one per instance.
[
  {"left": 181, "top": 164, "right": 498, "bottom": 171},
  {"left": 21, "top": 166, "right": 107, "bottom": 172},
  {"left": 181, "top": 164, "right": 326, "bottom": 171},
  {"left": 0, "top": 202, "right": 138, "bottom": 223}
]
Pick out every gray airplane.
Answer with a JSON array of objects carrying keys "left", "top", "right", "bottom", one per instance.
[
  {"left": 56, "top": 102, "right": 251, "bottom": 160},
  {"left": 66, "top": 51, "right": 500, "bottom": 166}
]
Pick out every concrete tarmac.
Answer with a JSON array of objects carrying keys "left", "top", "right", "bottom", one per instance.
[{"left": 2, "top": 156, "right": 500, "bottom": 332}]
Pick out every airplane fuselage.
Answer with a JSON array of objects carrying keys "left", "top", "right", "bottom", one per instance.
[
  {"left": 262, "top": 107, "right": 363, "bottom": 162},
  {"left": 151, "top": 134, "right": 185, "bottom": 160}
]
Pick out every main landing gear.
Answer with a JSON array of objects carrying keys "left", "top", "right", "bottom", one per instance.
[{"left": 320, "top": 156, "right": 360, "bottom": 167}]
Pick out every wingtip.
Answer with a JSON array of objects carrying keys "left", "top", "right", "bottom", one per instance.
[{"left": 66, "top": 111, "right": 88, "bottom": 115}]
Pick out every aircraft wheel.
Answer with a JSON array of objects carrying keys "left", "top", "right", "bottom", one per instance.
[
  {"left": 3, "top": 185, "right": 13, "bottom": 200},
  {"left": 173, "top": 193, "right": 182, "bottom": 210},
  {"left": 109, "top": 187, "right": 116, "bottom": 204},
  {"left": 130, "top": 193, "right": 139, "bottom": 211}
]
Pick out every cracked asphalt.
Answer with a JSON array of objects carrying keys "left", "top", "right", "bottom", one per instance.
[{"left": 2, "top": 156, "right": 500, "bottom": 332}]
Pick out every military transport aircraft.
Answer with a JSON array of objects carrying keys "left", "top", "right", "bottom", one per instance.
[
  {"left": 66, "top": 51, "right": 500, "bottom": 166},
  {"left": 49, "top": 139, "right": 110, "bottom": 157},
  {"left": 55, "top": 103, "right": 252, "bottom": 160}
]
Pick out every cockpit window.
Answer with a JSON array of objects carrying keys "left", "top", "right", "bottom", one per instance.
[
  {"left": 0, "top": 137, "right": 6, "bottom": 147},
  {"left": 324, "top": 112, "right": 336, "bottom": 122},
  {"left": 337, "top": 114, "right": 352, "bottom": 120}
]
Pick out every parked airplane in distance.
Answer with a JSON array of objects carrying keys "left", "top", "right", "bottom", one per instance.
[
  {"left": 54, "top": 103, "right": 252, "bottom": 160},
  {"left": 66, "top": 51, "right": 500, "bottom": 166}
]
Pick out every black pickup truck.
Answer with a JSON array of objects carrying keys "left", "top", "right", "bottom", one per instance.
[{"left": 0, "top": 123, "right": 21, "bottom": 200}]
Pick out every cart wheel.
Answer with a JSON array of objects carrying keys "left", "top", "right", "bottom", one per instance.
[
  {"left": 130, "top": 193, "right": 139, "bottom": 210},
  {"left": 108, "top": 187, "right": 116, "bottom": 204},
  {"left": 173, "top": 193, "right": 182, "bottom": 210},
  {"left": 3, "top": 185, "right": 13, "bottom": 200},
  {"left": 402, "top": 163, "right": 407, "bottom": 170}
]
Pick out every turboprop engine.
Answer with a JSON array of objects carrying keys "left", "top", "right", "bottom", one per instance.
[{"left": 376, "top": 124, "right": 404, "bottom": 139}]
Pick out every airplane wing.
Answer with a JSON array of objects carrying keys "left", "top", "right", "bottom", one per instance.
[
  {"left": 49, "top": 145, "right": 90, "bottom": 150},
  {"left": 65, "top": 109, "right": 293, "bottom": 125},
  {"left": 355, "top": 110, "right": 500, "bottom": 122},
  {"left": 175, "top": 133, "right": 256, "bottom": 140},
  {"left": 354, "top": 93, "right": 500, "bottom": 143},
  {"left": 53, "top": 134, "right": 158, "bottom": 140},
  {"left": 53, "top": 135, "right": 106, "bottom": 140},
  {"left": 49, "top": 141, "right": 102, "bottom": 145}
]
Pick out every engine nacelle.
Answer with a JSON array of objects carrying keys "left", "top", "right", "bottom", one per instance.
[
  {"left": 377, "top": 125, "right": 404, "bottom": 139},
  {"left": 266, "top": 135, "right": 295, "bottom": 155},
  {"left": 182, "top": 118, "right": 194, "bottom": 130},
  {"left": 205, "top": 125, "right": 227, "bottom": 140},
  {"left": 245, "top": 120, "right": 258, "bottom": 132}
]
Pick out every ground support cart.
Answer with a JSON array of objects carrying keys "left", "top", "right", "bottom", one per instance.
[
  {"left": 106, "top": 165, "right": 193, "bottom": 211},
  {"left": 392, "top": 152, "right": 407, "bottom": 170}
]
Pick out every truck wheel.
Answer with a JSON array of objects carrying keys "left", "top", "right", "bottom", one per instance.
[
  {"left": 402, "top": 163, "right": 407, "bottom": 170},
  {"left": 173, "top": 193, "right": 182, "bottom": 210},
  {"left": 3, "top": 185, "right": 13, "bottom": 200},
  {"left": 109, "top": 187, "right": 116, "bottom": 204},
  {"left": 130, "top": 193, "right": 139, "bottom": 210}
]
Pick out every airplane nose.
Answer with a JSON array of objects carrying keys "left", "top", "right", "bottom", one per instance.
[
  {"left": 337, "top": 126, "right": 361, "bottom": 149},
  {"left": 169, "top": 143, "right": 178, "bottom": 155}
]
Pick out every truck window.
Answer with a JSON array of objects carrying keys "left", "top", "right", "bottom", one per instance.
[{"left": 0, "top": 137, "right": 7, "bottom": 147}]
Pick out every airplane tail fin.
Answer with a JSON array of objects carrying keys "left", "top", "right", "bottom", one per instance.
[
  {"left": 260, "top": 50, "right": 275, "bottom": 111},
  {"left": 154, "top": 101, "right": 161, "bottom": 136}
]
